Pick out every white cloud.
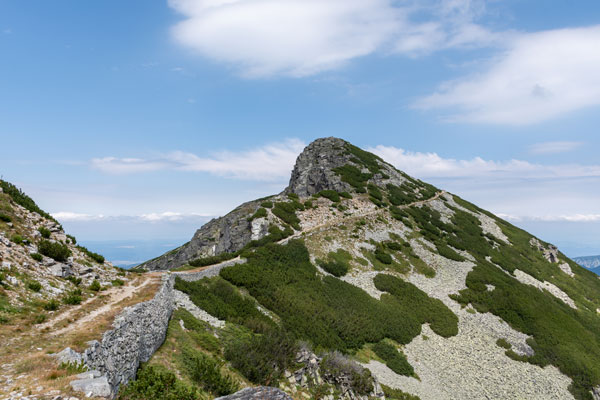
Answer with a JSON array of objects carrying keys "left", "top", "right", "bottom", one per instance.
[
  {"left": 139, "top": 211, "right": 211, "bottom": 222},
  {"left": 51, "top": 212, "right": 106, "bottom": 221},
  {"left": 51, "top": 211, "right": 213, "bottom": 223},
  {"left": 369, "top": 144, "right": 600, "bottom": 179},
  {"left": 91, "top": 138, "right": 305, "bottom": 181},
  {"left": 498, "top": 213, "right": 600, "bottom": 223},
  {"left": 529, "top": 141, "right": 583, "bottom": 155},
  {"left": 90, "top": 157, "right": 169, "bottom": 174},
  {"left": 415, "top": 25, "right": 600, "bottom": 124},
  {"left": 167, "top": 0, "right": 496, "bottom": 77}
]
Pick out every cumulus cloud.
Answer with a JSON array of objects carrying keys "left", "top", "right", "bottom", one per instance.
[
  {"left": 52, "top": 211, "right": 213, "bottom": 223},
  {"left": 498, "top": 213, "right": 600, "bottom": 223},
  {"left": 529, "top": 141, "right": 583, "bottom": 155},
  {"left": 369, "top": 145, "right": 600, "bottom": 180},
  {"left": 415, "top": 25, "right": 600, "bottom": 124},
  {"left": 91, "top": 138, "right": 305, "bottom": 181},
  {"left": 51, "top": 212, "right": 105, "bottom": 222},
  {"left": 167, "top": 0, "right": 496, "bottom": 77}
]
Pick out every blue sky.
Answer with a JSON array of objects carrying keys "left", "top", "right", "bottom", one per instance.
[{"left": 1, "top": 0, "right": 600, "bottom": 263}]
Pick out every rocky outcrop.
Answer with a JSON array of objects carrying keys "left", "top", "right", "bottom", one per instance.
[
  {"left": 74, "top": 274, "right": 176, "bottom": 397},
  {"left": 282, "top": 348, "right": 384, "bottom": 400},
  {"left": 530, "top": 238, "right": 560, "bottom": 263},
  {"left": 139, "top": 200, "right": 263, "bottom": 271},
  {"left": 285, "top": 137, "right": 355, "bottom": 197},
  {"left": 285, "top": 137, "right": 407, "bottom": 198}
]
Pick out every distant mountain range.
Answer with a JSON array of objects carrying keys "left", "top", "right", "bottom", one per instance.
[{"left": 574, "top": 255, "right": 600, "bottom": 275}]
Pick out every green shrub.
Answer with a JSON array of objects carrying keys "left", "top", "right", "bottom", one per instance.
[
  {"left": 38, "top": 227, "right": 51, "bottom": 239},
  {"left": 374, "top": 274, "right": 458, "bottom": 338},
  {"left": 375, "top": 249, "right": 393, "bottom": 265},
  {"left": 247, "top": 207, "right": 267, "bottom": 222},
  {"left": 225, "top": 328, "right": 297, "bottom": 385},
  {"left": 76, "top": 245, "right": 104, "bottom": 264},
  {"left": 181, "top": 349, "right": 238, "bottom": 395},
  {"left": 111, "top": 279, "right": 125, "bottom": 287},
  {"left": 66, "top": 234, "right": 77, "bottom": 244},
  {"left": 346, "top": 142, "right": 383, "bottom": 174},
  {"left": 317, "top": 259, "right": 348, "bottom": 277},
  {"left": 118, "top": 364, "right": 198, "bottom": 400},
  {"left": 89, "top": 280, "right": 101, "bottom": 292},
  {"left": 66, "top": 276, "right": 82, "bottom": 286},
  {"left": 318, "top": 190, "right": 341, "bottom": 203},
  {"left": 244, "top": 225, "right": 293, "bottom": 249},
  {"left": 496, "top": 338, "right": 511, "bottom": 349},
  {"left": 188, "top": 252, "right": 237, "bottom": 268},
  {"left": 272, "top": 202, "right": 302, "bottom": 230},
  {"left": 33, "top": 314, "right": 46, "bottom": 324},
  {"left": 435, "top": 242, "right": 465, "bottom": 262},
  {"left": 372, "top": 341, "right": 414, "bottom": 376},
  {"left": 381, "top": 384, "right": 421, "bottom": 400},
  {"left": 368, "top": 184, "right": 383, "bottom": 201},
  {"left": 44, "top": 299, "right": 60, "bottom": 311},
  {"left": 31, "top": 253, "right": 43, "bottom": 262},
  {"left": 11, "top": 235, "right": 23, "bottom": 245},
  {"left": 261, "top": 201, "right": 273, "bottom": 209},
  {"left": 175, "top": 276, "right": 272, "bottom": 330},
  {"left": 221, "top": 241, "right": 457, "bottom": 351},
  {"left": 340, "top": 191, "right": 352, "bottom": 199},
  {"left": 0, "top": 213, "right": 11, "bottom": 222},
  {"left": 63, "top": 290, "right": 82, "bottom": 305},
  {"left": 28, "top": 280, "right": 42, "bottom": 292},
  {"left": 332, "top": 165, "right": 371, "bottom": 192},
  {"left": 287, "top": 192, "right": 299, "bottom": 200},
  {"left": 38, "top": 240, "right": 71, "bottom": 262},
  {"left": 317, "top": 249, "right": 353, "bottom": 277}
]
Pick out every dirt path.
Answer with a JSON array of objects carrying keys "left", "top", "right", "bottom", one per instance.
[{"left": 38, "top": 273, "right": 162, "bottom": 336}]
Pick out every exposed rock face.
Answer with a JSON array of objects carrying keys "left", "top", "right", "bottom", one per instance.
[
  {"left": 530, "top": 238, "right": 560, "bottom": 263},
  {"left": 140, "top": 199, "right": 263, "bottom": 271},
  {"left": 285, "top": 137, "right": 355, "bottom": 197},
  {"left": 215, "top": 387, "right": 292, "bottom": 400},
  {"left": 285, "top": 137, "right": 405, "bottom": 198}
]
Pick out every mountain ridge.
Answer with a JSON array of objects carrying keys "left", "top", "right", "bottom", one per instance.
[
  {"left": 4, "top": 138, "right": 600, "bottom": 400},
  {"left": 130, "top": 137, "right": 600, "bottom": 400}
]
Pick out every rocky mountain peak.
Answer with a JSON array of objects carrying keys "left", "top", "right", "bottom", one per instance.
[
  {"left": 285, "top": 137, "right": 406, "bottom": 198},
  {"left": 285, "top": 137, "right": 352, "bottom": 197}
]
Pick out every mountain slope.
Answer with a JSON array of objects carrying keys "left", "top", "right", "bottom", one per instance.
[
  {"left": 0, "top": 180, "right": 153, "bottom": 398},
  {"left": 574, "top": 256, "right": 600, "bottom": 275},
  {"left": 131, "top": 137, "right": 600, "bottom": 400}
]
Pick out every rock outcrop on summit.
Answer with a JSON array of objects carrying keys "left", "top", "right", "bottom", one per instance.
[{"left": 140, "top": 137, "right": 414, "bottom": 271}]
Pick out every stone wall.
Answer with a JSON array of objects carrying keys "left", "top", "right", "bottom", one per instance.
[{"left": 81, "top": 274, "right": 176, "bottom": 396}]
